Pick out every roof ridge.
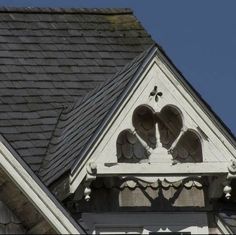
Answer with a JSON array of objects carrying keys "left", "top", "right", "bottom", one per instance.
[{"left": 0, "top": 7, "right": 133, "bottom": 14}]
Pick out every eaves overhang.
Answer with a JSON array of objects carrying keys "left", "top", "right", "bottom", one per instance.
[{"left": 0, "top": 135, "right": 85, "bottom": 234}]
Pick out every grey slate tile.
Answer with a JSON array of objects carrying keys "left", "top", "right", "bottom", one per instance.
[
  {"left": 40, "top": 45, "right": 156, "bottom": 185},
  {"left": 0, "top": 7, "right": 153, "bottom": 177}
]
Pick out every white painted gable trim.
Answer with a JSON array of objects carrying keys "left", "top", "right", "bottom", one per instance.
[
  {"left": 69, "top": 48, "right": 157, "bottom": 193},
  {"left": 69, "top": 45, "right": 236, "bottom": 194},
  {"left": 71, "top": 46, "right": 158, "bottom": 175},
  {"left": 158, "top": 50, "right": 236, "bottom": 149},
  {"left": 215, "top": 215, "right": 233, "bottom": 234},
  {"left": 0, "top": 138, "right": 84, "bottom": 234},
  {"left": 156, "top": 51, "right": 236, "bottom": 156}
]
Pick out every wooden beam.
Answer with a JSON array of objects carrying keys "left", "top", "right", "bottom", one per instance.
[{"left": 94, "top": 162, "right": 229, "bottom": 177}]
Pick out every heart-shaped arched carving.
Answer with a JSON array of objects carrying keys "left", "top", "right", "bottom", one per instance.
[{"left": 116, "top": 104, "right": 202, "bottom": 163}]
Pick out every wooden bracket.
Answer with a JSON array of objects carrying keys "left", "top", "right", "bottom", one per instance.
[
  {"left": 220, "top": 160, "right": 236, "bottom": 200},
  {"left": 84, "top": 162, "right": 97, "bottom": 201},
  {"left": 82, "top": 161, "right": 236, "bottom": 201}
]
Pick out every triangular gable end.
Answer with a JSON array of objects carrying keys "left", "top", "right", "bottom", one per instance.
[{"left": 70, "top": 45, "right": 236, "bottom": 202}]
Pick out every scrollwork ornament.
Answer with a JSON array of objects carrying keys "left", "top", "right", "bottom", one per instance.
[{"left": 228, "top": 160, "right": 236, "bottom": 174}]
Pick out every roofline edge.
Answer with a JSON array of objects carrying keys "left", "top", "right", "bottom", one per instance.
[
  {"left": 156, "top": 46, "right": 236, "bottom": 148},
  {"left": 69, "top": 45, "right": 158, "bottom": 192},
  {"left": 0, "top": 134, "right": 86, "bottom": 234}
]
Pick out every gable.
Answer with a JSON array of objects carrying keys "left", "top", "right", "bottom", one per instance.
[{"left": 69, "top": 45, "right": 236, "bottom": 196}]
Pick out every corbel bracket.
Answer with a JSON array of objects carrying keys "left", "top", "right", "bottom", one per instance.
[
  {"left": 227, "top": 160, "right": 236, "bottom": 179},
  {"left": 84, "top": 162, "right": 97, "bottom": 201},
  {"left": 222, "top": 160, "right": 236, "bottom": 200}
]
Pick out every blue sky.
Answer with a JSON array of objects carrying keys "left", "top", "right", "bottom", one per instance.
[{"left": 1, "top": 0, "right": 236, "bottom": 135}]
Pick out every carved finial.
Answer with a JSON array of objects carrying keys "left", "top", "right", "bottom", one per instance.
[
  {"left": 223, "top": 180, "right": 232, "bottom": 200},
  {"left": 224, "top": 185, "right": 232, "bottom": 200},
  {"left": 155, "top": 125, "right": 161, "bottom": 148},
  {"left": 84, "top": 187, "right": 91, "bottom": 202},
  {"left": 84, "top": 162, "right": 97, "bottom": 202}
]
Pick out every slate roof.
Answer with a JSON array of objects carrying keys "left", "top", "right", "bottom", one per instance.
[
  {"left": 0, "top": 7, "right": 153, "bottom": 173},
  {"left": 39, "top": 45, "right": 157, "bottom": 185}
]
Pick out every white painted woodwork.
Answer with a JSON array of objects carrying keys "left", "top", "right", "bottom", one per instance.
[
  {"left": 215, "top": 216, "right": 231, "bottom": 234},
  {"left": 70, "top": 48, "right": 236, "bottom": 193},
  {"left": 0, "top": 141, "right": 83, "bottom": 234},
  {"left": 94, "top": 162, "right": 229, "bottom": 177},
  {"left": 82, "top": 213, "right": 209, "bottom": 234}
]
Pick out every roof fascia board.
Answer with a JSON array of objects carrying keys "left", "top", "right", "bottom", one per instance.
[
  {"left": 215, "top": 215, "right": 233, "bottom": 234},
  {"left": 0, "top": 136, "right": 85, "bottom": 234},
  {"left": 156, "top": 48, "right": 236, "bottom": 155},
  {"left": 69, "top": 47, "right": 158, "bottom": 192},
  {"left": 157, "top": 48, "right": 236, "bottom": 146}
]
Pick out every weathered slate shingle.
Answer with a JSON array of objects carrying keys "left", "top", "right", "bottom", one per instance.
[
  {"left": 0, "top": 7, "right": 154, "bottom": 172},
  {"left": 40, "top": 45, "right": 157, "bottom": 185}
]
